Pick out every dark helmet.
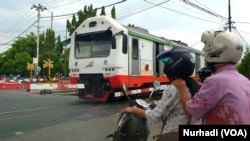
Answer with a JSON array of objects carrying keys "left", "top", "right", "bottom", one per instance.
[
  {"left": 197, "top": 66, "right": 212, "bottom": 83},
  {"left": 157, "top": 48, "right": 195, "bottom": 79}
]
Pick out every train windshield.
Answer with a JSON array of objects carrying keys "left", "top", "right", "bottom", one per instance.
[{"left": 75, "top": 30, "right": 112, "bottom": 58}]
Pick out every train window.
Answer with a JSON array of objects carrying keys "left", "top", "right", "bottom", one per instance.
[
  {"left": 75, "top": 30, "right": 112, "bottom": 58},
  {"left": 132, "top": 38, "right": 139, "bottom": 60},
  {"left": 89, "top": 21, "right": 97, "bottom": 27},
  {"left": 122, "top": 35, "right": 127, "bottom": 54},
  {"left": 111, "top": 36, "right": 116, "bottom": 49},
  {"left": 195, "top": 54, "right": 201, "bottom": 71}
]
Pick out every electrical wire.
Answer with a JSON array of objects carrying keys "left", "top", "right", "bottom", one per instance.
[
  {"left": 179, "top": 0, "right": 227, "bottom": 20},
  {"left": 0, "top": 0, "right": 127, "bottom": 49},
  {"left": 170, "top": 0, "right": 221, "bottom": 22},
  {"left": 143, "top": 0, "right": 224, "bottom": 25},
  {"left": 0, "top": 10, "right": 36, "bottom": 40},
  {"left": 233, "top": 28, "right": 250, "bottom": 49},
  {"left": 47, "top": 0, "right": 81, "bottom": 9},
  {"left": 0, "top": 0, "right": 66, "bottom": 49},
  {"left": 43, "top": 0, "right": 64, "bottom": 7},
  {"left": 0, "top": 20, "right": 37, "bottom": 46},
  {"left": 1, "top": 0, "right": 250, "bottom": 51},
  {"left": 118, "top": 0, "right": 170, "bottom": 20}
]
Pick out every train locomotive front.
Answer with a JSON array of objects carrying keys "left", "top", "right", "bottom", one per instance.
[{"left": 68, "top": 16, "right": 205, "bottom": 102}]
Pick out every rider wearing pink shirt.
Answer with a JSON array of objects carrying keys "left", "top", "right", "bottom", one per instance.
[{"left": 173, "top": 29, "right": 250, "bottom": 124}]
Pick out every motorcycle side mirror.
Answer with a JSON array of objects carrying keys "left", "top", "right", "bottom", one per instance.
[
  {"left": 122, "top": 84, "right": 131, "bottom": 101},
  {"left": 153, "top": 80, "right": 161, "bottom": 89},
  {"left": 149, "top": 80, "right": 161, "bottom": 100}
]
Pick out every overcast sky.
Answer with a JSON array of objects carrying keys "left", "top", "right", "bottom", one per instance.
[{"left": 0, "top": 0, "right": 250, "bottom": 53}]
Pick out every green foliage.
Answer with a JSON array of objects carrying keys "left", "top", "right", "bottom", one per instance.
[
  {"left": 0, "top": 34, "right": 36, "bottom": 77},
  {"left": 14, "top": 52, "right": 33, "bottom": 76},
  {"left": 11, "top": 33, "right": 37, "bottom": 57},
  {"left": 111, "top": 6, "right": 116, "bottom": 19},
  {"left": 66, "top": 4, "right": 98, "bottom": 36},
  {"left": 44, "top": 29, "right": 55, "bottom": 53},
  {"left": 55, "top": 36, "right": 62, "bottom": 54},
  {"left": 40, "top": 51, "right": 64, "bottom": 78},
  {"left": 128, "top": 23, "right": 135, "bottom": 27},
  {"left": 0, "top": 30, "right": 66, "bottom": 78},
  {"left": 66, "top": 4, "right": 117, "bottom": 35},
  {"left": 100, "top": 6, "right": 106, "bottom": 16},
  {"left": 0, "top": 4, "right": 117, "bottom": 79},
  {"left": 237, "top": 51, "right": 250, "bottom": 79},
  {"left": 1, "top": 60, "right": 15, "bottom": 75}
]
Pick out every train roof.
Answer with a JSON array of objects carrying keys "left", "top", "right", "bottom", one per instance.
[{"left": 125, "top": 25, "right": 203, "bottom": 55}]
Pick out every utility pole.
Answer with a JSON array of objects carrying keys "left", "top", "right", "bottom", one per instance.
[
  {"left": 65, "top": 27, "right": 67, "bottom": 77},
  {"left": 50, "top": 12, "right": 53, "bottom": 30},
  {"left": 50, "top": 11, "right": 53, "bottom": 60},
  {"left": 31, "top": 3, "right": 47, "bottom": 83},
  {"left": 228, "top": 0, "right": 232, "bottom": 32},
  {"left": 44, "top": 9, "right": 53, "bottom": 59}
]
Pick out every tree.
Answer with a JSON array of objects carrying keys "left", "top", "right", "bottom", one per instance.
[
  {"left": 128, "top": 23, "right": 135, "bottom": 27},
  {"left": 66, "top": 4, "right": 97, "bottom": 36},
  {"left": 0, "top": 33, "right": 36, "bottom": 77},
  {"left": 111, "top": 6, "right": 116, "bottom": 19},
  {"left": 1, "top": 60, "right": 15, "bottom": 75},
  {"left": 100, "top": 6, "right": 106, "bottom": 15},
  {"left": 40, "top": 51, "right": 64, "bottom": 79},
  {"left": 43, "top": 28, "right": 55, "bottom": 55},
  {"left": 0, "top": 4, "right": 117, "bottom": 80},
  {"left": 14, "top": 52, "right": 33, "bottom": 76},
  {"left": 0, "top": 30, "right": 66, "bottom": 79},
  {"left": 55, "top": 36, "right": 62, "bottom": 54},
  {"left": 237, "top": 51, "right": 250, "bottom": 79},
  {"left": 62, "top": 48, "right": 70, "bottom": 77},
  {"left": 11, "top": 33, "right": 37, "bottom": 57}
]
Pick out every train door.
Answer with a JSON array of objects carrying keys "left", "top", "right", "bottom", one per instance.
[
  {"left": 131, "top": 38, "right": 140, "bottom": 77},
  {"left": 153, "top": 42, "right": 164, "bottom": 77}
]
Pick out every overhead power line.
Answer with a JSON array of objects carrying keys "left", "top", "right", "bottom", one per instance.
[
  {"left": 118, "top": 0, "right": 170, "bottom": 20},
  {"left": 143, "top": 0, "right": 223, "bottom": 25},
  {"left": 0, "top": 20, "right": 37, "bottom": 46},
  {"left": 180, "top": 0, "right": 227, "bottom": 20}
]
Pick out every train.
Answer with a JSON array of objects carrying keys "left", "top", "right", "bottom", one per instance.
[{"left": 68, "top": 15, "right": 205, "bottom": 102}]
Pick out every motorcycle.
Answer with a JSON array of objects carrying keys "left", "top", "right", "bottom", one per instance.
[{"left": 106, "top": 80, "right": 161, "bottom": 141}]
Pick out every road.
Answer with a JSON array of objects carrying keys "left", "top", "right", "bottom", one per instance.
[{"left": 0, "top": 90, "right": 161, "bottom": 141}]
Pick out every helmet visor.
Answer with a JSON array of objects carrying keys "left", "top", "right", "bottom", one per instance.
[{"left": 160, "top": 57, "right": 170, "bottom": 63}]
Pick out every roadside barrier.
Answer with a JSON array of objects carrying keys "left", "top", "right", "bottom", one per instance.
[
  {"left": 0, "top": 83, "right": 30, "bottom": 90},
  {"left": 0, "top": 83, "right": 84, "bottom": 91}
]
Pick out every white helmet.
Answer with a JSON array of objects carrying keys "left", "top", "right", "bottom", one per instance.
[{"left": 201, "top": 29, "right": 244, "bottom": 64}]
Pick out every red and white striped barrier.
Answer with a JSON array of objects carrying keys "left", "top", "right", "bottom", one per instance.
[
  {"left": 0, "top": 83, "right": 84, "bottom": 91},
  {"left": 0, "top": 83, "right": 30, "bottom": 90},
  {"left": 30, "top": 83, "right": 85, "bottom": 90}
]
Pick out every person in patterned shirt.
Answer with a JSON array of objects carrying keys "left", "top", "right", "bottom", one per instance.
[
  {"left": 173, "top": 29, "right": 250, "bottom": 124},
  {"left": 122, "top": 48, "right": 200, "bottom": 141}
]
